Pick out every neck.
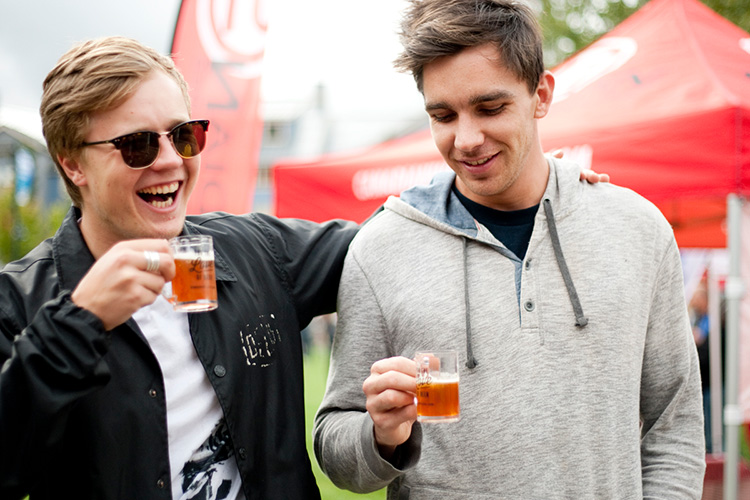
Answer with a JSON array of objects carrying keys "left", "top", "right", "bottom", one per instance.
[
  {"left": 77, "top": 213, "right": 116, "bottom": 260},
  {"left": 508, "top": 153, "right": 549, "bottom": 210}
]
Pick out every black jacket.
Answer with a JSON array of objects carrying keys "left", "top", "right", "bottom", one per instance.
[{"left": 0, "top": 206, "right": 358, "bottom": 500}]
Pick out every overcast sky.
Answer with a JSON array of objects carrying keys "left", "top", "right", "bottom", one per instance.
[{"left": 0, "top": 0, "right": 425, "bottom": 147}]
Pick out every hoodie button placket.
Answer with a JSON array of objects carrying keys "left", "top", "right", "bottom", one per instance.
[{"left": 520, "top": 257, "right": 539, "bottom": 330}]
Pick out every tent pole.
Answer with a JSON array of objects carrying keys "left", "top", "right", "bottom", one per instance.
[{"left": 724, "top": 194, "right": 743, "bottom": 499}]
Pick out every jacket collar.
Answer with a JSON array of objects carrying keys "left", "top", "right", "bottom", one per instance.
[{"left": 52, "top": 206, "right": 96, "bottom": 292}]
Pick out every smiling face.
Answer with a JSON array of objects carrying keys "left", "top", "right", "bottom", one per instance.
[
  {"left": 423, "top": 43, "right": 554, "bottom": 211},
  {"left": 59, "top": 71, "right": 199, "bottom": 257}
]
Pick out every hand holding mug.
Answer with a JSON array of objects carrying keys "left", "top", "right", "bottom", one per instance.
[
  {"left": 363, "top": 356, "right": 418, "bottom": 457},
  {"left": 72, "top": 239, "right": 175, "bottom": 330}
]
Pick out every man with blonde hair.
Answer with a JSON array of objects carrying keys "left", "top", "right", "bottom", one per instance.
[
  {"left": 0, "top": 36, "right": 356, "bottom": 500},
  {"left": 314, "top": 1, "right": 705, "bottom": 498}
]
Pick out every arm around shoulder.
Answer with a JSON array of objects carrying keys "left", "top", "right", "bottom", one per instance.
[{"left": 252, "top": 214, "right": 359, "bottom": 320}]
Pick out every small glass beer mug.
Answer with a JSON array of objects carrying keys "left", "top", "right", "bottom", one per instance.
[
  {"left": 163, "top": 235, "right": 218, "bottom": 312},
  {"left": 415, "top": 350, "right": 460, "bottom": 423}
]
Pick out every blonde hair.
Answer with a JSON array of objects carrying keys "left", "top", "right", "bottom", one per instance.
[{"left": 40, "top": 36, "right": 191, "bottom": 207}]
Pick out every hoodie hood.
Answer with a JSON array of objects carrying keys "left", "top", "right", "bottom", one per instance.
[
  {"left": 398, "top": 171, "right": 478, "bottom": 236},
  {"left": 391, "top": 157, "right": 583, "bottom": 229}
]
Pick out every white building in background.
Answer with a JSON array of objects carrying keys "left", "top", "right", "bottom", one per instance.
[
  {"left": 256, "top": 83, "right": 425, "bottom": 214},
  {"left": 0, "top": 106, "right": 65, "bottom": 208}
]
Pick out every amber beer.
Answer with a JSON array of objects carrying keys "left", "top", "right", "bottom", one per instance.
[
  {"left": 167, "top": 235, "right": 218, "bottom": 312},
  {"left": 415, "top": 351, "right": 461, "bottom": 423},
  {"left": 416, "top": 377, "right": 460, "bottom": 419},
  {"left": 172, "top": 256, "right": 217, "bottom": 309}
]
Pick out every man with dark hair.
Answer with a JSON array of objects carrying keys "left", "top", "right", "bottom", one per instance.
[{"left": 314, "top": 1, "right": 705, "bottom": 498}]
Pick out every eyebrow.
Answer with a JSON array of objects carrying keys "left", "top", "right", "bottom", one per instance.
[{"left": 424, "top": 90, "right": 516, "bottom": 112}]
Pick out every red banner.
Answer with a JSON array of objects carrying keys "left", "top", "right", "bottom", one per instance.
[{"left": 171, "top": 0, "right": 267, "bottom": 214}]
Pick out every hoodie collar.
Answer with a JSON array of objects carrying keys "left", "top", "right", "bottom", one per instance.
[
  {"left": 396, "top": 171, "right": 478, "bottom": 235},
  {"left": 539, "top": 156, "right": 583, "bottom": 222},
  {"left": 394, "top": 157, "right": 583, "bottom": 229}
]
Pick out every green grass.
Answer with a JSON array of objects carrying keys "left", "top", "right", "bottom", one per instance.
[{"left": 304, "top": 347, "right": 387, "bottom": 500}]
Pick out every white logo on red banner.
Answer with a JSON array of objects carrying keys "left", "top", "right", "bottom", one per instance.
[
  {"left": 196, "top": 0, "right": 267, "bottom": 79},
  {"left": 552, "top": 37, "right": 638, "bottom": 104}
]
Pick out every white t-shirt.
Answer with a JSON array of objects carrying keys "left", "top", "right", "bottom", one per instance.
[{"left": 133, "top": 296, "right": 244, "bottom": 500}]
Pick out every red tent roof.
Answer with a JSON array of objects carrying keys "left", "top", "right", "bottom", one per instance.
[
  {"left": 273, "top": 129, "right": 444, "bottom": 224},
  {"left": 273, "top": 0, "right": 750, "bottom": 247},
  {"left": 539, "top": 0, "right": 750, "bottom": 247}
]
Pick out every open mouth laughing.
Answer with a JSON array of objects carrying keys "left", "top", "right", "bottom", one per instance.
[{"left": 137, "top": 182, "right": 180, "bottom": 208}]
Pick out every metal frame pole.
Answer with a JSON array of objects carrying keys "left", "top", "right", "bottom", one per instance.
[{"left": 724, "top": 194, "right": 743, "bottom": 499}]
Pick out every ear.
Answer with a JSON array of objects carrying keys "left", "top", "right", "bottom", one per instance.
[
  {"left": 58, "top": 154, "right": 89, "bottom": 187},
  {"left": 533, "top": 71, "right": 555, "bottom": 119}
]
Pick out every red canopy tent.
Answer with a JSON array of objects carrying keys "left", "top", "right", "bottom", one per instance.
[
  {"left": 539, "top": 0, "right": 750, "bottom": 248},
  {"left": 272, "top": 0, "right": 750, "bottom": 248},
  {"left": 273, "top": 129, "right": 443, "bottom": 223}
]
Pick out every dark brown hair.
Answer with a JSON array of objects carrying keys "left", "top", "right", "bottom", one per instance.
[{"left": 394, "top": 0, "right": 545, "bottom": 95}]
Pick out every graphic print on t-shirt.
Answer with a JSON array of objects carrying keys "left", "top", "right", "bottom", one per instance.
[{"left": 178, "top": 418, "right": 240, "bottom": 500}]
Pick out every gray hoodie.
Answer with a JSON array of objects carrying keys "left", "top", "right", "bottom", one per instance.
[{"left": 314, "top": 158, "right": 705, "bottom": 499}]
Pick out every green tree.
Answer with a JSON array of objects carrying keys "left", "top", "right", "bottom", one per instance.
[
  {"left": 538, "top": 0, "right": 750, "bottom": 66},
  {"left": 0, "top": 189, "right": 68, "bottom": 265},
  {"left": 708, "top": 0, "right": 750, "bottom": 34}
]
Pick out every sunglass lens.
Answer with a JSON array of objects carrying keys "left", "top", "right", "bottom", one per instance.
[
  {"left": 172, "top": 122, "right": 206, "bottom": 159},
  {"left": 120, "top": 132, "right": 160, "bottom": 168}
]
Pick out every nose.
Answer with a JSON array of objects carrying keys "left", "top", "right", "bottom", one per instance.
[
  {"left": 453, "top": 116, "right": 484, "bottom": 152},
  {"left": 150, "top": 133, "right": 183, "bottom": 170}
]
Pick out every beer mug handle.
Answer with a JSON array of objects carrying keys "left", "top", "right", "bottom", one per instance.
[
  {"left": 419, "top": 356, "right": 430, "bottom": 373},
  {"left": 161, "top": 282, "right": 176, "bottom": 304},
  {"left": 417, "top": 355, "right": 431, "bottom": 385}
]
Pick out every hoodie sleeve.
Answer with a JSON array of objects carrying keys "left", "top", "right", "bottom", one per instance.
[
  {"left": 639, "top": 236, "right": 706, "bottom": 499},
  {"left": 313, "top": 247, "right": 422, "bottom": 493}
]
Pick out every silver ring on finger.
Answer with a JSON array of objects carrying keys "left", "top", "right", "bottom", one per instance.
[{"left": 144, "top": 251, "right": 160, "bottom": 273}]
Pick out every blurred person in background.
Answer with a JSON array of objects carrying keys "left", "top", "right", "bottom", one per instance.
[{"left": 689, "top": 276, "right": 725, "bottom": 454}]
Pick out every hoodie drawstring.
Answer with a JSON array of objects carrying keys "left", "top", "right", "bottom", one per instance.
[
  {"left": 462, "top": 237, "right": 479, "bottom": 369},
  {"left": 460, "top": 201, "right": 586, "bottom": 371},
  {"left": 543, "top": 200, "right": 588, "bottom": 328}
]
